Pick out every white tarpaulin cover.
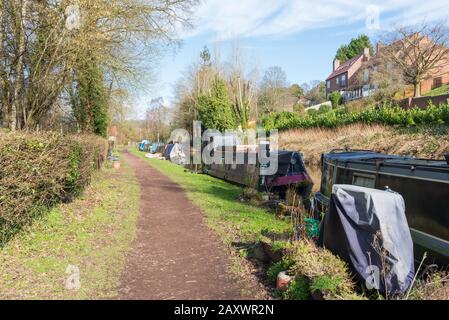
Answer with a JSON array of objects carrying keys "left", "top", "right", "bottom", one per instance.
[
  {"left": 319, "top": 184, "right": 415, "bottom": 295},
  {"left": 170, "top": 143, "right": 187, "bottom": 165}
]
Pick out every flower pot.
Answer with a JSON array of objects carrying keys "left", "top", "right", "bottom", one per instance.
[
  {"left": 276, "top": 271, "right": 292, "bottom": 291},
  {"left": 112, "top": 161, "right": 121, "bottom": 169}
]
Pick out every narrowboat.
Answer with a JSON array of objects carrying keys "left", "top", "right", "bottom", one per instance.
[
  {"left": 150, "top": 142, "right": 165, "bottom": 154},
  {"left": 315, "top": 149, "right": 449, "bottom": 265},
  {"left": 138, "top": 140, "right": 151, "bottom": 152},
  {"left": 204, "top": 150, "right": 312, "bottom": 196}
]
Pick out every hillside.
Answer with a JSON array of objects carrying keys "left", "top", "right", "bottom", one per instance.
[
  {"left": 424, "top": 84, "right": 449, "bottom": 97},
  {"left": 279, "top": 124, "right": 449, "bottom": 166}
]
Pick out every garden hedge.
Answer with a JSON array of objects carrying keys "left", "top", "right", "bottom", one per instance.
[
  {"left": 262, "top": 101, "right": 449, "bottom": 131},
  {"left": 0, "top": 132, "right": 107, "bottom": 244}
]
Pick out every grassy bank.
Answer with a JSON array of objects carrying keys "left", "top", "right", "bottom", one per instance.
[
  {"left": 280, "top": 124, "right": 449, "bottom": 166},
  {"left": 424, "top": 84, "right": 449, "bottom": 97},
  {"left": 0, "top": 155, "right": 140, "bottom": 299}
]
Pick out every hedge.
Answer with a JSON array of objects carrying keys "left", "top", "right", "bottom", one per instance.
[
  {"left": 0, "top": 132, "right": 107, "bottom": 244},
  {"left": 262, "top": 102, "right": 449, "bottom": 131}
]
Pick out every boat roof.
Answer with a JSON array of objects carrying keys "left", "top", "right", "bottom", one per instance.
[{"left": 325, "top": 151, "right": 448, "bottom": 168}]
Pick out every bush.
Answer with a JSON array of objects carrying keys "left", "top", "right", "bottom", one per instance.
[
  {"left": 293, "top": 103, "right": 306, "bottom": 115},
  {"left": 329, "top": 92, "right": 343, "bottom": 109},
  {"left": 262, "top": 101, "right": 449, "bottom": 131},
  {"left": 197, "top": 79, "right": 237, "bottom": 131},
  {"left": 0, "top": 132, "right": 107, "bottom": 244},
  {"left": 318, "top": 104, "right": 332, "bottom": 114},
  {"left": 406, "top": 271, "right": 449, "bottom": 300},
  {"left": 283, "top": 276, "right": 310, "bottom": 300}
]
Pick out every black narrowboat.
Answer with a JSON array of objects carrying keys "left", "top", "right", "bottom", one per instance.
[
  {"left": 204, "top": 150, "right": 312, "bottom": 194},
  {"left": 315, "top": 149, "right": 449, "bottom": 265}
]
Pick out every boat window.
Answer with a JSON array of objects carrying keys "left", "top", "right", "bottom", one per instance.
[
  {"left": 353, "top": 173, "right": 375, "bottom": 189},
  {"left": 290, "top": 154, "right": 304, "bottom": 174}
]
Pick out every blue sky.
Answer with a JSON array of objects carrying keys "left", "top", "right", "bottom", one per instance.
[{"left": 131, "top": 0, "right": 449, "bottom": 118}]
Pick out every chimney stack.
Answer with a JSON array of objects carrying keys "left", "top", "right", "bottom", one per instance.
[
  {"left": 363, "top": 47, "right": 370, "bottom": 61},
  {"left": 376, "top": 42, "right": 383, "bottom": 54},
  {"left": 333, "top": 58, "right": 340, "bottom": 71}
]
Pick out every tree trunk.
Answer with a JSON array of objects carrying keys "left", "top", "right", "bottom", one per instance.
[
  {"left": 10, "top": 0, "right": 27, "bottom": 131},
  {"left": 413, "top": 82, "right": 421, "bottom": 98},
  {"left": 0, "top": 0, "right": 7, "bottom": 127}
]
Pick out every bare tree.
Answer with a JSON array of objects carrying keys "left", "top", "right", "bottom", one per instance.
[
  {"left": 9, "top": 0, "right": 28, "bottom": 131},
  {"left": 145, "top": 97, "right": 171, "bottom": 142},
  {"left": 258, "top": 66, "right": 289, "bottom": 113},
  {"left": 226, "top": 42, "right": 258, "bottom": 129},
  {"left": 359, "top": 60, "right": 406, "bottom": 103},
  {"left": 0, "top": 0, "right": 198, "bottom": 131},
  {"left": 381, "top": 22, "right": 449, "bottom": 97}
]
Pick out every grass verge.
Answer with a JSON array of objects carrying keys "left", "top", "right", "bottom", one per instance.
[
  {"left": 424, "top": 84, "right": 449, "bottom": 97},
  {"left": 0, "top": 154, "right": 140, "bottom": 299}
]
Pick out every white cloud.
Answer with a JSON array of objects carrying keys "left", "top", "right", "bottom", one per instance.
[{"left": 182, "top": 0, "right": 449, "bottom": 40}]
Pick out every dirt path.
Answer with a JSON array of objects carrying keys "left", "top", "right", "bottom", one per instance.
[{"left": 118, "top": 152, "right": 245, "bottom": 300}]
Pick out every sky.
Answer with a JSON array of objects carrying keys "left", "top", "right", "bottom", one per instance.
[{"left": 131, "top": 0, "right": 449, "bottom": 119}]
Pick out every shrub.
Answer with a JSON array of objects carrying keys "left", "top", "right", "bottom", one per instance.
[
  {"left": 0, "top": 132, "right": 107, "bottom": 244},
  {"left": 197, "top": 79, "right": 237, "bottom": 131},
  {"left": 329, "top": 92, "right": 343, "bottom": 109},
  {"left": 262, "top": 101, "right": 449, "bottom": 131},
  {"left": 283, "top": 276, "right": 310, "bottom": 300},
  {"left": 406, "top": 271, "right": 449, "bottom": 300},
  {"left": 318, "top": 104, "right": 332, "bottom": 114},
  {"left": 293, "top": 103, "right": 306, "bottom": 115}
]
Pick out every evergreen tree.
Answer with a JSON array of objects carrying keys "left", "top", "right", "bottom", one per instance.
[
  {"left": 336, "top": 35, "right": 373, "bottom": 63},
  {"left": 73, "top": 63, "right": 109, "bottom": 137},
  {"left": 197, "top": 78, "right": 237, "bottom": 131}
]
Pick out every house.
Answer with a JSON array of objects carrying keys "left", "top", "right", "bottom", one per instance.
[
  {"left": 325, "top": 48, "right": 371, "bottom": 99},
  {"left": 326, "top": 40, "right": 449, "bottom": 102}
]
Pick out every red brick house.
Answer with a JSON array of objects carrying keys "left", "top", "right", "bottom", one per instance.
[
  {"left": 326, "top": 40, "right": 449, "bottom": 101},
  {"left": 326, "top": 48, "right": 371, "bottom": 99}
]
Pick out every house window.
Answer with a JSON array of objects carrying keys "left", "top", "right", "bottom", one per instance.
[
  {"left": 433, "top": 77, "right": 443, "bottom": 89},
  {"left": 387, "top": 62, "right": 393, "bottom": 75},
  {"left": 341, "top": 74, "right": 347, "bottom": 86},
  {"left": 336, "top": 77, "right": 339, "bottom": 85},
  {"left": 327, "top": 80, "right": 330, "bottom": 89}
]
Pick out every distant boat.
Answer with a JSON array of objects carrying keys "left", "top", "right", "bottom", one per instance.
[{"left": 314, "top": 149, "right": 449, "bottom": 265}]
